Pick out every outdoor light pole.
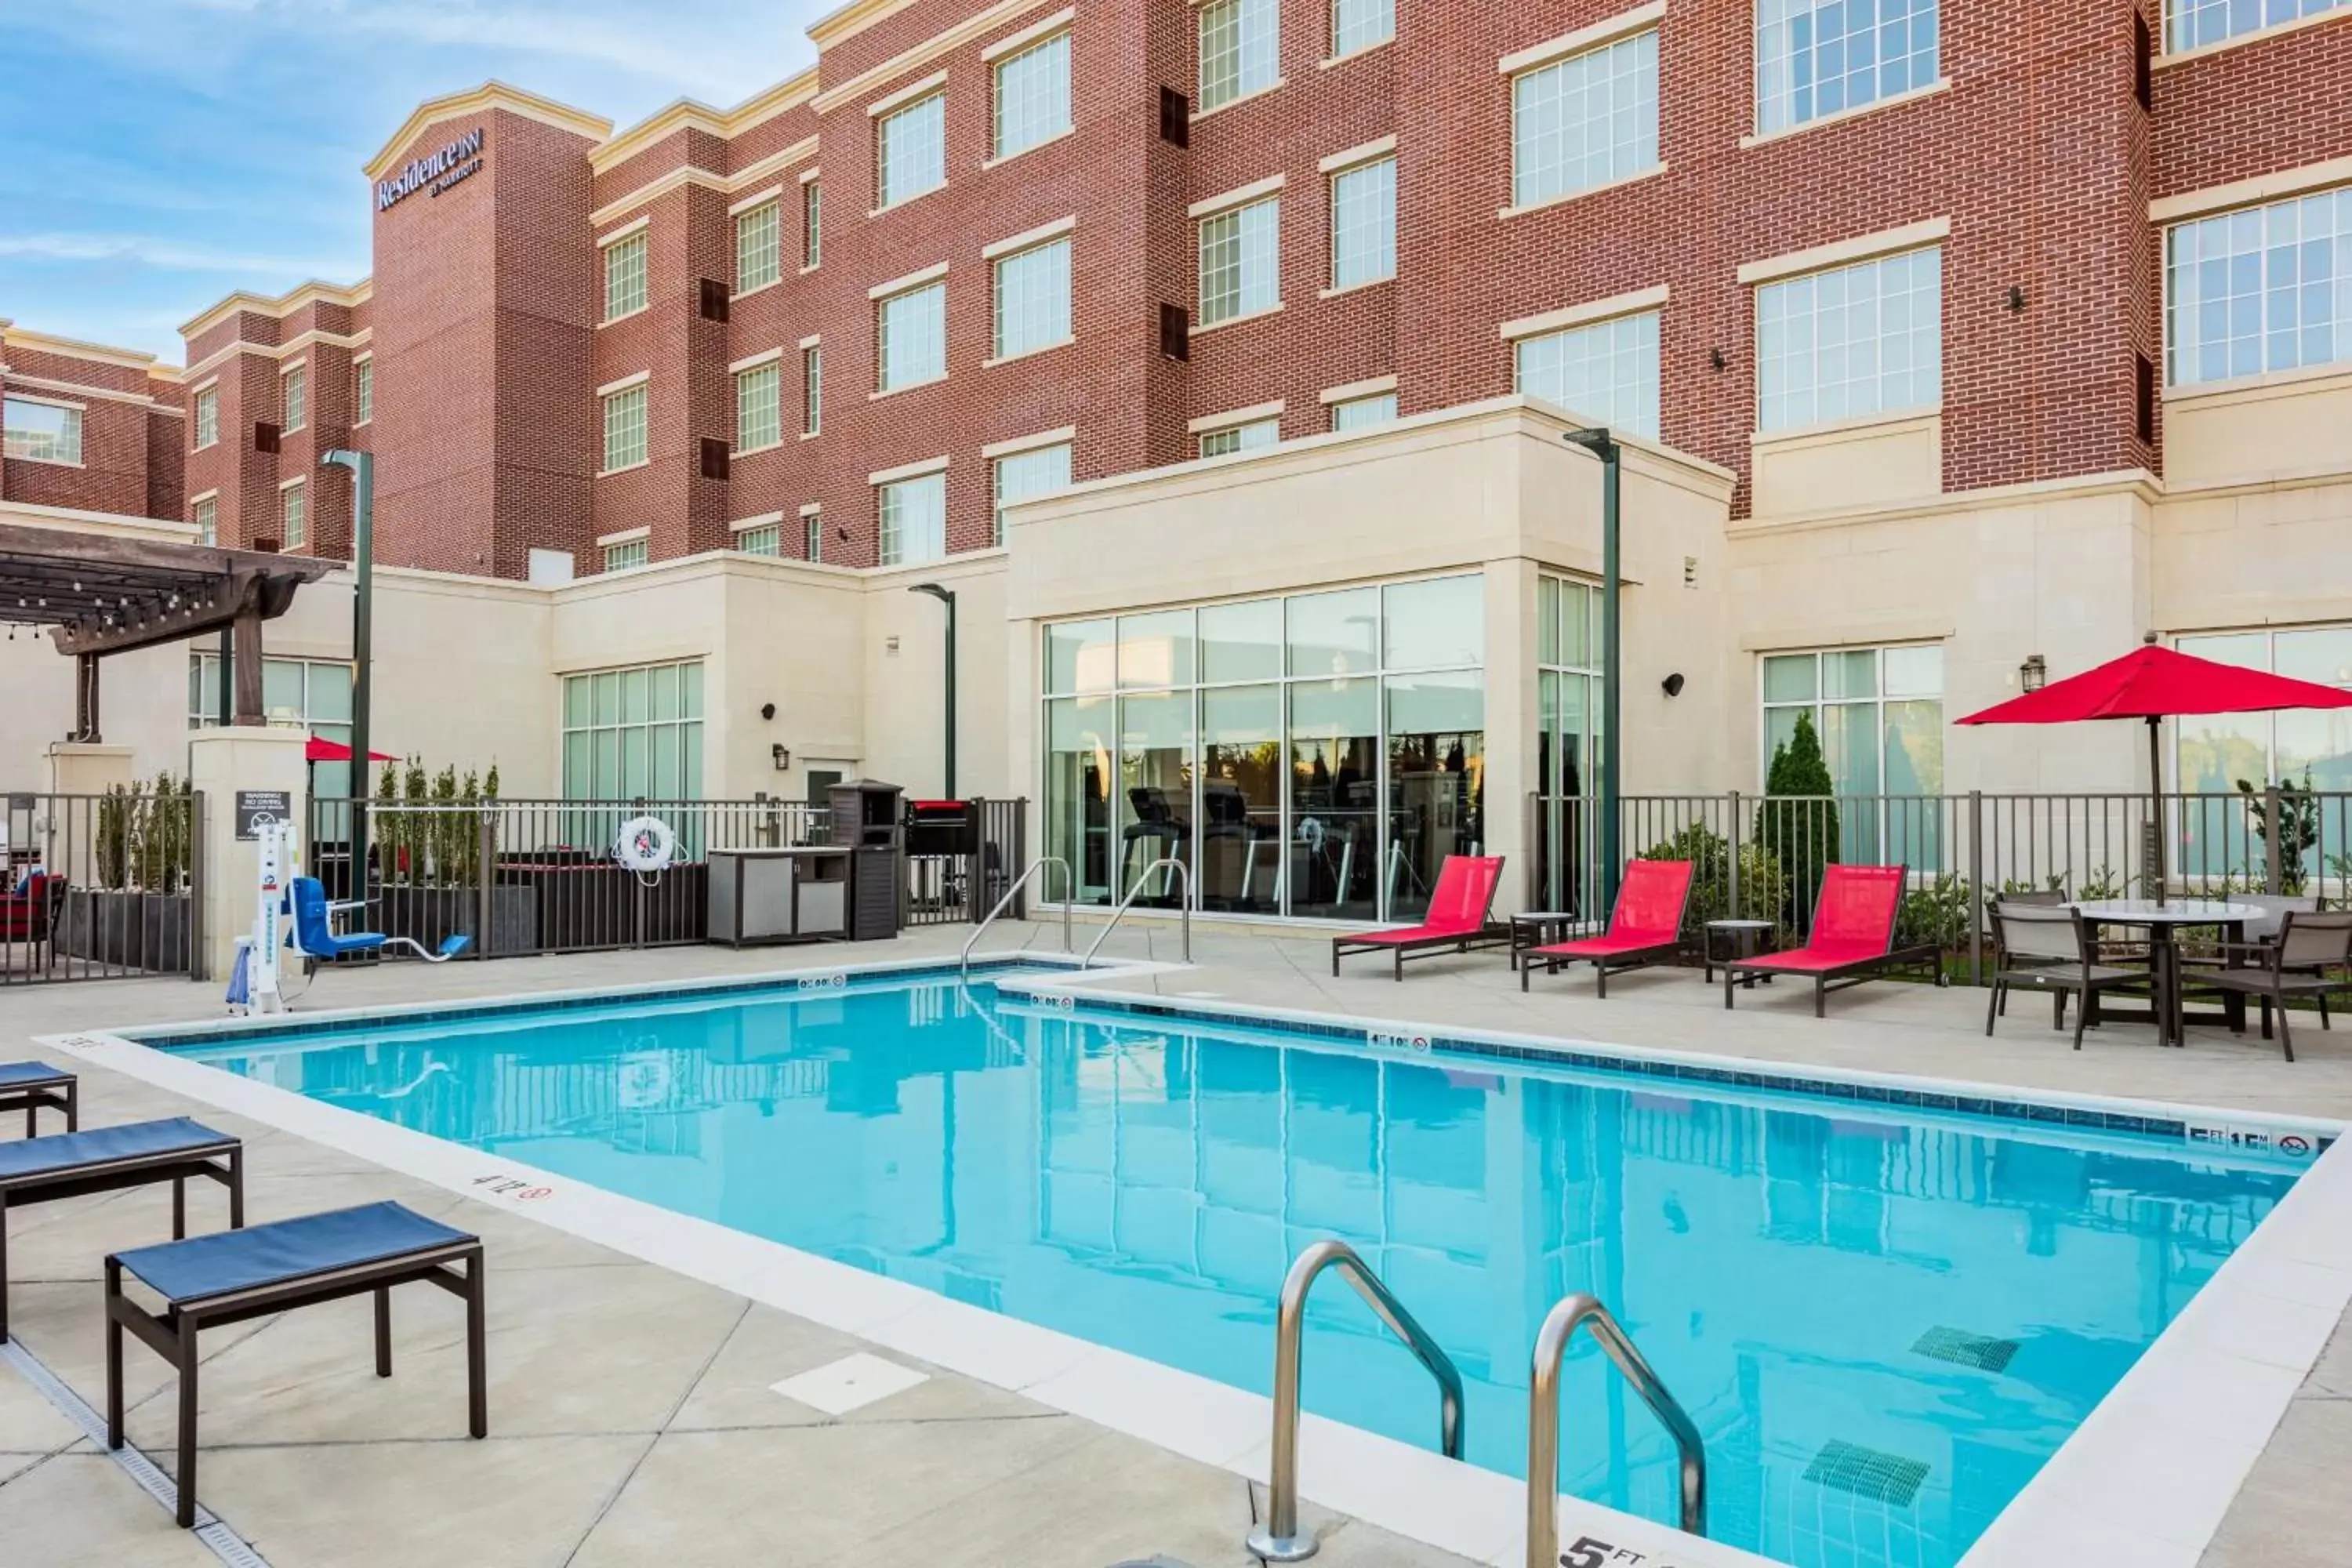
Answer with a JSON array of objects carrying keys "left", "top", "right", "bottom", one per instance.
[
  {"left": 1565, "top": 426, "right": 1623, "bottom": 913},
  {"left": 909, "top": 583, "right": 957, "bottom": 798},
  {"left": 323, "top": 448, "right": 374, "bottom": 888}
]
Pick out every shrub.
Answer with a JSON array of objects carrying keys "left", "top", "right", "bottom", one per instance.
[
  {"left": 1639, "top": 821, "right": 1790, "bottom": 938},
  {"left": 1755, "top": 710, "right": 1837, "bottom": 925}
]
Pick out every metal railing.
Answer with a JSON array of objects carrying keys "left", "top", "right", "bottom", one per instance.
[
  {"left": 1526, "top": 1293, "right": 1706, "bottom": 1566},
  {"left": 2, "top": 789, "right": 205, "bottom": 985},
  {"left": 1081, "top": 856, "right": 1192, "bottom": 968},
  {"left": 1246, "top": 1240, "right": 1466, "bottom": 1563},
  {"left": 961, "top": 855, "right": 1072, "bottom": 972},
  {"left": 1530, "top": 787, "right": 2352, "bottom": 982}
]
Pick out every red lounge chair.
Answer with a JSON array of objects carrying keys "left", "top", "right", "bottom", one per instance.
[
  {"left": 0, "top": 874, "right": 63, "bottom": 943},
  {"left": 1521, "top": 858, "right": 1695, "bottom": 995},
  {"left": 1331, "top": 855, "right": 1508, "bottom": 980},
  {"left": 1721, "top": 863, "right": 1941, "bottom": 1016}
]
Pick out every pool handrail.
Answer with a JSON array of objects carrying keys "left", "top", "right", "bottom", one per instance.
[
  {"left": 960, "top": 856, "right": 1073, "bottom": 973},
  {"left": 1527, "top": 1293, "right": 1707, "bottom": 1565},
  {"left": 1245, "top": 1239, "right": 1465, "bottom": 1563},
  {"left": 1080, "top": 856, "right": 1191, "bottom": 968}
]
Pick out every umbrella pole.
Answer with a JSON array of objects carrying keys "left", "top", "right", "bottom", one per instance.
[{"left": 2147, "top": 715, "right": 2167, "bottom": 906}]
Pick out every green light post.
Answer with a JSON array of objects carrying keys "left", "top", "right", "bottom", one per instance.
[
  {"left": 1564, "top": 426, "right": 1623, "bottom": 913},
  {"left": 909, "top": 583, "right": 957, "bottom": 797},
  {"left": 322, "top": 448, "right": 374, "bottom": 890}
]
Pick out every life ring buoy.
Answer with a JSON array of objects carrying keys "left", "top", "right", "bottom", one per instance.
[{"left": 614, "top": 815, "right": 677, "bottom": 873}]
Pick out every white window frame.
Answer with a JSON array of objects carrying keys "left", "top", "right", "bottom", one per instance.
[
  {"left": 803, "top": 343, "right": 824, "bottom": 434},
  {"left": 281, "top": 477, "right": 307, "bottom": 550},
  {"left": 1755, "top": 0, "right": 1941, "bottom": 137},
  {"left": 1329, "top": 391, "right": 1399, "bottom": 430},
  {"left": 1198, "top": 416, "right": 1281, "bottom": 457},
  {"left": 602, "top": 538, "right": 651, "bottom": 572},
  {"left": 735, "top": 361, "right": 782, "bottom": 452},
  {"left": 1198, "top": 196, "right": 1281, "bottom": 325},
  {"left": 1756, "top": 642, "right": 1947, "bottom": 862},
  {"left": 804, "top": 508, "right": 826, "bottom": 561},
  {"left": 601, "top": 383, "right": 649, "bottom": 473},
  {"left": 1199, "top": 0, "right": 1281, "bottom": 111},
  {"left": 1514, "top": 307, "right": 1664, "bottom": 439},
  {"left": 992, "top": 439, "right": 1073, "bottom": 546},
  {"left": 561, "top": 659, "right": 704, "bottom": 801},
  {"left": 354, "top": 356, "right": 374, "bottom": 425},
  {"left": 1328, "top": 154, "right": 1396, "bottom": 291},
  {"left": 2, "top": 396, "right": 83, "bottom": 466},
  {"left": 876, "top": 279, "right": 949, "bottom": 394},
  {"left": 1330, "top": 0, "right": 1394, "bottom": 59},
  {"left": 2162, "top": 0, "right": 2346, "bottom": 55},
  {"left": 193, "top": 385, "right": 220, "bottom": 450},
  {"left": 191, "top": 492, "right": 217, "bottom": 546},
  {"left": 992, "top": 235, "right": 1074, "bottom": 361},
  {"left": 803, "top": 180, "right": 823, "bottom": 269},
  {"left": 735, "top": 521, "right": 783, "bottom": 556},
  {"left": 878, "top": 470, "right": 949, "bottom": 566},
  {"left": 1754, "top": 245, "right": 1943, "bottom": 432},
  {"left": 1510, "top": 27, "right": 1661, "bottom": 212},
  {"left": 2164, "top": 186, "right": 2352, "bottom": 389},
  {"left": 877, "top": 91, "right": 949, "bottom": 210},
  {"left": 735, "top": 199, "right": 782, "bottom": 293},
  {"left": 281, "top": 363, "right": 307, "bottom": 433},
  {"left": 604, "top": 231, "right": 649, "bottom": 322},
  {"left": 993, "top": 28, "right": 1073, "bottom": 162}
]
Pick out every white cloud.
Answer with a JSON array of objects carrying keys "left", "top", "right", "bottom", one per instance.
[{"left": 0, "top": 232, "right": 361, "bottom": 278}]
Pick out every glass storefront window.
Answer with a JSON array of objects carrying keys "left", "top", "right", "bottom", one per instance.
[
  {"left": 1534, "top": 575, "right": 1604, "bottom": 914},
  {"left": 1757, "top": 644, "right": 1945, "bottom": 866},
  {"left": 1289, "top": 678, "right": 1381, "bottom": 920},
  {"left": 1117, "top": 691, "right": 1196, "bottom": 905},
  {"left": 1382, "top": 575, "right": 1483, "bottom": 670},
  {"left": 1200, "top": 599, "right": 1283, "bottom": 684},
  {"left": 2176, "top": 627, "right": 2352, "bottom": 884},
  {"left": 1045, "top": 695, "right": 1115, "bottom": 902},
  {"left": 1046, "top": 619, "right": 1114, "bottom": 694},
  {"left": 561, "top": 659, "right": 705, "bottom": 800},
  {"left": 1118, "top": 611, "right": 1196, "bottom": 690},
  {"left": 1200, "top": 684, "right": 1282, "bottom": 913},
  {"left": 1287, "top": 587, "right": 1378, "bottom": 677},
  {"left": 1385, "top": 671, "right": 1486, "bottom": 920}
]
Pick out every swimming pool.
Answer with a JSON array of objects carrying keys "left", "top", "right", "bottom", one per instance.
[{"left": 134, "top": 964, "right": 2317, "bottom": 1568}]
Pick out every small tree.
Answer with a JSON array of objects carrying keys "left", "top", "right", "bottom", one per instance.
[
  {"left": 1641, "top": 820, "right": 1788, "bottom": 935},
  {"left": 1756, "top": 710, "right": 1838, "bottom": 929},
  {"left": 2238, "top": 770, "right": 2319, "bottom": 895}
]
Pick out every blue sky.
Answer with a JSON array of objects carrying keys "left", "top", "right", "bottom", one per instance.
[{"left": 0, "top": 0, "right": 831, "bottom": 362}]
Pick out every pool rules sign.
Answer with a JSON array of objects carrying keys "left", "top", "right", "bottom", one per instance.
[{"left": 236, "top": 789, "right": 292, "bottom": 841}]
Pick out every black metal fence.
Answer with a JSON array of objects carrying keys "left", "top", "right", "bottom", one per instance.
[
  {"left": 1530, "top": 788, "right": 2352, "bottom": 982},
  {"left": 303, "top": 794, "right": 1026, "bottom": 958},
  {"left": 2, "top": 789, "right": 204, "bottom": 984}
]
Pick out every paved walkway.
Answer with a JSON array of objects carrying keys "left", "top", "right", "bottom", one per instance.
[{"left": 0, "top": 919, "right": 2345, "bottom": 1566}]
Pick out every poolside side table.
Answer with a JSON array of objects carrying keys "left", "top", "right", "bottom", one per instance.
[
  {"left": 1508, "top": 911, "right": 1585, "bottom": 971},
  {"left": 1704, "top": 920, "right": 1777, "bottom": 985}
]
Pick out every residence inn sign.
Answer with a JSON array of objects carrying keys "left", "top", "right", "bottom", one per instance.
[{"left": 376, "top": 126, "right": 485, "bottom": 210}]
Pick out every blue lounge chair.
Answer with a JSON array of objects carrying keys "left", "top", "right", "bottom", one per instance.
[
  {"left": 0, "top": 1060, "right": 75, "bottom": 1137},
  {"left": 0, "top": 1117, "right": 243, "bottom": 1340},
  {"left": 107, "top": 1200, "right": 486, "bottom": 1526},
  {"left": 289, "top": 877, "right": 473, "bottom": 963}
]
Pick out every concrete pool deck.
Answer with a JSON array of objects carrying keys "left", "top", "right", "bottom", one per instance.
[{"left": 3, "top": 917, "right": 2348, "bottom": 1566}]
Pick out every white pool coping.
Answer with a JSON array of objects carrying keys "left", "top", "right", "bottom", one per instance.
[{"left": 38, "top": 951, "right": 2352, "bottom": 1568}]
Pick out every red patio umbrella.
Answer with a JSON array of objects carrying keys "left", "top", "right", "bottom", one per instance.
[
  {"left": 303, "top": 736, "right": 398, "bottom": 764},
  {"left": 1955, "top": 634, "right": 2352, "bottom": 900}
]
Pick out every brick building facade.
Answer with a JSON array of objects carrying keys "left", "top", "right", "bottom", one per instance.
[{"left": 0, "top": 325, "right": 183, "bottom": 523}]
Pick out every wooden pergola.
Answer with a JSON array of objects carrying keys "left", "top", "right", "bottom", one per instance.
[{"left": 0, "top": 523, "right": 332, "bottom": 741}]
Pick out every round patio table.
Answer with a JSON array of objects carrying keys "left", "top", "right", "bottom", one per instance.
[{"left": 2069, "top": 898, "right": 2259, "bottom": 1047}]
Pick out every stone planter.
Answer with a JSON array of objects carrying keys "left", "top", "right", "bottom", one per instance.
[{"left": 56, "top": 890, "right": 193, "bottom": 973}]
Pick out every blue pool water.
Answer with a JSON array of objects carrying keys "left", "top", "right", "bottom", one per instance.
[{"left": 158, "top": 968, "right": 2306, "bottom": 1568}]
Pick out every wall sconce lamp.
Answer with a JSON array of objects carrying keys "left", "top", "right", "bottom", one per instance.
[
  {"left": 2020, "top": 654, "right": 2048, "bottom": 692},
  {"left": 2007, "top": 285, "right": 2028, "bottom": 314},
  {"left": 771, "top": 744, "right": 791, "bottom": 770},
  {"left": 1708, "top": 348, "right": 1728, "bottom": 371},
  {"left": 760, "top": 702, "right": 777, "bottom": 720},
  {"left": 1661, "top": 672, "right": 1686, "bottom": 697}
]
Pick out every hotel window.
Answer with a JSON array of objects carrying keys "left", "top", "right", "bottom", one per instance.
[
  {"left": 1756, "top": 0, "right": 1939, "bottom": 136},
  {"left": 561, "top": 659, "right": 705, "bottom": 802},
  {"left": 877, "top": 92, "right": 947, "bottom": 209},
  {"left": 281, "top": 481, "right": 307, "bottom": 550},
  {"left": 1041, "top": 575, "right": 1486, "bottom": 920},
  {"left": 805, "top": 510, "right": 825, "bottom": 561},
  {"left": 193, "top": 386, "right": 219, "bottom": 449},
  {"left": 354, "top": 358, "right": 373, "bottom": 424},
  {"left": 281, "top": 365, "right": 307, "bottom": 433},
  {"left": 736, "top": 522, "right": 782, "bottom": 556},
  {"left": 2165, "top": 0, "right": 2346, "bottom": 52},
  {"left": 804, "top": 181, "right": 822, "bottom": 267},
  {"left": 993, "top": 441, "right": 1073, "bottom": 545},
  {"left": 1759, "top": 643, "right": 1945, "bottom": 862},
  {"left": 2, "top": 398, "right": 82, "bottom": 464},
  {"left": 993, "top": 236, "right": 1073, "bottom": 360},
  {"left": 2177, "top": 630, "right": 2352, "bottom": 881},
  {"left": 1330, "top": 392, "right": 1398, "bottom": 430},
  {"left": 603, "top": 538, "right": 649, "bottom": 572},
  {"left": 602, "top": 383, "right": 648, "bottom": 471},
  {"left": 1199, "top": 197, "right": 1279, "bottom": 325},
  {"left": 190, "top": 653, "right": 355, "bottom": 793},
  {"left": 803, "top": 345, "right": 823, "bottom": 434},
  {"left": 736, "top": 200, "right": 782, "bottom": 292},
  {"left": 1517, "top": 310, "right": 1662, "bottom": 437},
  {"left": 1200, "top": 0, "right": 1279, "bottom": 111},
  {"left": 604, "top": 231, "right": 648, "bottom": 321},
  {"left": 877, "top": 280, "right": 948, "bottom": 392},
  {"left": 1332, "top": 0, "right": 1393, "bottom": 57},
  {"left": 1757, "top": 246, "right": 1941, "bottom": 430},
  {"left": 1200, "top": 417, "right": 1280, "bottom": 457},
  {"left": 878, "top": 471, "right": 948, "bottom": 566},
  {"left": 735, "top": 362, "right": 782, "bottom": 452},
  {"left": 994, "top": 29, "right": 1072, "bottom": 160},
  {"left": 2165, "top": 187, "right": 2352, "bottom": 387},
  {"left": 1512, "top": 28, "right": 1659, "bottom": 210},
  {"left": 192, "top": 495, "right": 216, "bottom": 547},
  {"left": 1330, "top": 155, "right": 1396, "bottom": 289}
]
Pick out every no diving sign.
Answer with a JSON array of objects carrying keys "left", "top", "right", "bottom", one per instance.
[{"left": 236, "top": 789, "right": 292, "bottom": 841}]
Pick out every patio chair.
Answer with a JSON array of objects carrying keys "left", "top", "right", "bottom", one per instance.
[
  {"left": 0, "top": 1061, "right": 77, "bottom": 1137},
  {"left": 289, "top": 877, "right": 472, "bottom": 963},
  {"left": 1721, "top": 864, "right": 1942, "bottom": 1016},
  {"left": 2192, "top": 909, "right": 2352, "bottom": 1062},
  {"left": 1331, "top": 855, "right": 1508, "bottom": 980},
  {"left": 1984, "top": 903, "right": 2153, "bottom": 1049},
  {"left": 0, "top": 872, "right": 64, "bottom": 943},
  {"left": 106, "top": 1200, "right": 487, "bottom": 1526},
  {"left": 1520, "top": 858, "right": 1695, "bottom": 996},
  {"left": 0, "top": 1117, "right": 243, "bottom": 1341}
]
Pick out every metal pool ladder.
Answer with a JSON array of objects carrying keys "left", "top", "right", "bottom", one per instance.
[
  {"left": 1526, "top": 1294, "right": 1708, "bottom": 1567},
  {"left": 960, "top": 855, "right": 1073, "bottom": 973},
  {"left": 1080, "top": 857, "right": 1192, "bottom": 968},
  {"left": 1246, "top": 1240, "right": 1465, "bottom": 1563}
]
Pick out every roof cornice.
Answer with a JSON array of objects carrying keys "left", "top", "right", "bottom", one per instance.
[
  {"left": 590, "top": 68, "right": 820, "bottom": 175},
  {"left": 363, "top": 81, "right": 610, "bottom": 181},
  {"left": 178, "top": 279, "right": 372, "bottom": 343},
  {"left": 0, "top": 325, "right": 163, "bottom": 372}
]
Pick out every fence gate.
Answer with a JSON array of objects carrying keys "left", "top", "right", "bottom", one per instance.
[{"left": 1, "top": 789, "right": 205, "bottom": 985}]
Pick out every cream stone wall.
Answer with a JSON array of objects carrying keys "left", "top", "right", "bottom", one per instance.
[
  {"left": 1750, "top": 412, "right": 1944, "bottom": 519},
  {"left": 2162, "top": 367, "right": 2352, "bottom": 491}
]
